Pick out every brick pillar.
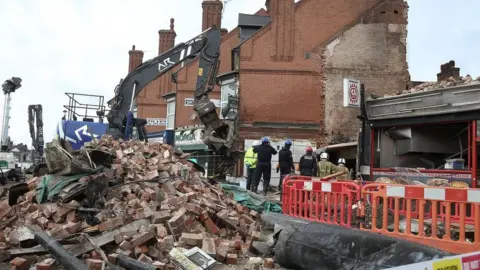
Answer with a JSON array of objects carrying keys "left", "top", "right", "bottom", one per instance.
[
  {"left": 202, "top": 0, "right": 223, "bottom": 31},
  {"left": 128, "top": 45, "right": 143, "bottom": 73},
  {"left": 437, "top": 60, "right": 460, "bottom": 81},
  {"left": 269, "top": 0, "right": 295, "bottom": 61},
  {"left": 158, "top": 18, "right": 177, "bottom": 55}
]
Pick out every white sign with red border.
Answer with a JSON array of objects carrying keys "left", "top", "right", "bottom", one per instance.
[{"left": 343, "top": 78, "right": 361, "bottom": 108}]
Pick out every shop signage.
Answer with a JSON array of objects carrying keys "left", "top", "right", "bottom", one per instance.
[
  {"left": 175, "top": 129, "right": 203, "bottom": 145},
  {"left": 343, "top": 78, "right": 361, "bottom": 108},
  {"left": 146, "top": 118, "right": 166, "bottom": 126},
  {"left": 184, "top": 98, "right": 221, "bottom": 108}
]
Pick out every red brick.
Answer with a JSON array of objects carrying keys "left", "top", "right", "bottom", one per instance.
[
  {"left": 226, "top": 253, "right": 237, "bottom": 265},
  {"left": 130, "top": 232, "right": 155, "bottom": 247},
  {"left": 251, "top": 231, "right": 261, "bottom": 241},
  {"left": 138, "top": 254, "right": 154, "bottom": 264},
  {"left": 86, "top": 259, "right": 103, "bottom": 270},
  {"left": 98, "top": 217, "right": 125, "bottom": 231},
  {"left": 10, "top": 257, "right": 29, "bottom": 270},
  {"left": 264, "top": 258, "right": 275, "bottom": 268},
  {"left": 235, "top": 204, "right": 244, "bottom": 213},
  {"left": 0, "top": 200, "right": 12, "bottom": 220},
  {"left": 203, "top": 218, "right": 219, "bottom": 234},
  {"left": 119, "top": 240, "right": 133, "bottom": 251},
  {"left": 35, "top": 258, "right": 55, "bottom": 270}
]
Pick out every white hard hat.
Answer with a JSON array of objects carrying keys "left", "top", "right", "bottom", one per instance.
[
  {"left": 252, "top": 140, "right": 261, "bottom": 146},
  {"left": 338, "top": 158, "right": 346, "bottom": 164},
  {"left": 320, "top": 152, "right": 328, "bottom": 159}
]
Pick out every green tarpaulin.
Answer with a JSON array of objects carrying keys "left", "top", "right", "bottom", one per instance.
[
  {"left": 36, "top": 167, "right": 104, "bottom": 204},
  {"left": 220, "top": 184, "right": 282, "bottom": 213}
]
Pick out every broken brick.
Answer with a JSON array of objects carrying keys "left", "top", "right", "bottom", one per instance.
[
  {"left": 138, "top": 253, "right": 154, "bottom": 264},
  {"left": 10, "top": 257, "right": 29, "bottom": 270},
  {"left": 98, "top": 217, "right": 125, "bottom": 231},
  {"left": 203, "top": 218, "right": 219, "bottom": 234},
  {"left": 130, "top": 232, "right": 155, "bottom": 247},
  {"left": 0, "top": 201, "right": 12, "bottom": 220},
  {"left": 107, "top": 253, "right": 119, "bottom": 264},
  {"left": 86, "top": 259, "right": 103, "bottom": 270},
  {"left": 151, "top": 211, "right": 171, "bottom": 224},
  {"left": 202, "top": 237, "right": 216, "bottom": 257},
  {"left": 119, "top": 240, "right": 133, "bottom": 251},
  {"left": 35, "top": 258, "right": 55, "bottom": 270},
  {"left": 226, "top": 253, "right": 238, "bottom": 265},
  {"left": 251, "top": 231, "right": 261, "bottom": 241},
  {"left": 181, "top": 233, "right": 203, "bottom": 246},
  {"left": 264, "top": 258, "right": 275, "bottom": 268}
]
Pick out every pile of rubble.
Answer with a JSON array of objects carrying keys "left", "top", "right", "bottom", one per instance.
[
  {"left": 0, "top": 136, "right": 279, "bottom": 269},
  {"left": 403, "top": 74, "right": 480, "bottom": 95}
]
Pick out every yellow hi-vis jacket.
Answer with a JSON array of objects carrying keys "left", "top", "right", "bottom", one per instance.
[
  {"left": 244, "top": 147, "right": 258, "bottom": 169},
  {"left": 336, "top": 165, "right": 350, "bottom": 180}
]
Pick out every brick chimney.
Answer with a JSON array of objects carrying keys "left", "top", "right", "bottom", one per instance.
[
  {"left": 221, "top": 28, "right": 228, "bottom": 37},
  {"left": 158, "top": 18, "right": 176, "bottom": 55},
  {"left": 437, "top": 60, "right": 460, "bottom": 81},
  {"left": 202, "top": 0, "right": 223, "bottom": 31},
  {"left": 265, "top": 0, "right": 270, "bottom": 13},
  {"left": 128, "top": 45, "right": 143, "bottom": 73},
  {"left": 270, "top": 0, "right": 294, "bottom": 61}
]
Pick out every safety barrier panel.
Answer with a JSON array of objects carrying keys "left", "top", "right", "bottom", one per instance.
[
  {"left": 281, "top": 177, "right": 480, "bottom": 254},
  {"left": 282, "top": 176, "right": 361, "bottom": 226},
  {"left": 358, "top": 183, "right": 480, "bottom": 254}
]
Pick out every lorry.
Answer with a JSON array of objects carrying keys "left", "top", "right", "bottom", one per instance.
[{"left": 55, "top": 27, "right": 239, "bottom": 162}]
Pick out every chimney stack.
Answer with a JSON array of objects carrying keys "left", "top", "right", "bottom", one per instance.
[
  {"left": 202, "top": 0, "right": 223, "bottom": 31},
  {"left": 270, "top": 0, "right": 295, "bottom": 61},
  {"left": 221, "top": 28, "right": 228, "bottom": 37},
  {"left": 158, "top": 18, "right": 177, "bottom": 55},
  {"left": 265, "top": 0, "right": 270, "bottom": 13},
  {"left": 437, "top": 60, "right": 460, "bottom": 81},
  {"left": 128, "top": 45, "right": 144, "bottom": 73}
]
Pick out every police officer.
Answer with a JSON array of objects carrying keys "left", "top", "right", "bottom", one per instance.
[
  {"left": 253, "top": 137, "right": 277, "bottom": 195},
  {"left": 244, "top": 140, "right": 260, "bottom": 190},
  {"left": 317, "top": 152, "right": 336, "bottom": 177},
  {"left": 336, "top": 158, "right": 350, "bottom": 180},
  {"left": 277, "top": 139, "right": 295, "bottom": 191},
  {"left": 299, "top": 146, "right": 317, "bottom": 176}
]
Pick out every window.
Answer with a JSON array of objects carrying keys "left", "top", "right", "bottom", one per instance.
[
  {"left": 166, "top": 98, "right": 175, "bottom": 130},
  {"left": 220, "top": 79, "right": 237, "bottom": 119}
]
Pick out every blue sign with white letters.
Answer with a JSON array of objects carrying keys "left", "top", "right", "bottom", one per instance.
[{"left": 56, "top": 120, "right": 108, "bottom": 150}]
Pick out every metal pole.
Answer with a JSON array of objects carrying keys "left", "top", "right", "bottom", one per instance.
[
  {"left": 1, "top": 93, "right": 11, "bottom": 149},
  {"left": 34, "top": 231, "right": 87, "bottom": 270}
]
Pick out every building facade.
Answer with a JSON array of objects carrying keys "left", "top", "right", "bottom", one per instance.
[{"left": 130, "top": 0, "right": 409, "bottom": 177}]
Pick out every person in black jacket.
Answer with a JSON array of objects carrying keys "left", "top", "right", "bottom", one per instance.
[
  {"left": 252, "top": 137, "right": 278, "bottom": 195},
  {"left": 299, "top": 146, "right": 317, "bottom": 176},
  {"left": 277, "top": 139, "right": 295, "bottom": 192}
]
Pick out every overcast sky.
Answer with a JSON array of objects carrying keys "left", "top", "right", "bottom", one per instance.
[{"left": 0, "top": 0, "right": 479, "bottom": 147}]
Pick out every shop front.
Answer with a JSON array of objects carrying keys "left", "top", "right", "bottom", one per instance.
[{"left": 174, "top": 127, "right": 221, "bottom": 176}]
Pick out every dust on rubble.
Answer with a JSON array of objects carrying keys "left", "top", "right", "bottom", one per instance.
[{"left": 0, "top": 136, "right": 280, "bottom": 269}]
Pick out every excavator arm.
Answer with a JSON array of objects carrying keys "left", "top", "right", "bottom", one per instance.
[
  {"left": 106, "top": 26, "right": 240, "bottom": 161},
  {"left": 28, "top": 105, "right": 44, "bottom": 161}
]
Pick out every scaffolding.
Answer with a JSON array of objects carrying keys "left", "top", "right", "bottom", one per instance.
[{"left": 63, "top": 93, "right": 107, "bottom": 123}]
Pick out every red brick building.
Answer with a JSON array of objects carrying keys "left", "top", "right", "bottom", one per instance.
[{"left": 129, "top": 0, "right": 409, "bottom": 176}]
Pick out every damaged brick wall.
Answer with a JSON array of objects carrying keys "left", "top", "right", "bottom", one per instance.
[{"left": 320, "top": 0, "right": 409, "bottom": 143}]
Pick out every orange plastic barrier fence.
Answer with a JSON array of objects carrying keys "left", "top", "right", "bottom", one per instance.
[
  {"left": 281, "top": 177, "right": 480, "bottom": 254},
  {"left": 282, "top": 176, "right": 361, "bottom": 226},
  {"left": 359, "top": 183, "right": 480, "bottom": 254}
]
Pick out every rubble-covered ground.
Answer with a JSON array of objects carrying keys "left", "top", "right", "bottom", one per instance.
[{"left": 0, "top": 136, "right": 283, "bottom": 270}]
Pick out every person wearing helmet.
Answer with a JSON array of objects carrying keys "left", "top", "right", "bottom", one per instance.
[
  {"left": 336, "top": 158, "right": 350, "bottom": 180},
  {"left": 299, "top": 146, "right": 317, "bottom": 176},
  {"left": 317, "top": 152, "right": 336, "bottom": 177},
  {"left": 244, "top": 140, "right": 260, "bottom": 190},
  {"left": 253, "top": 137, "right": 278, "bottom": 195},
  {"left": 277, "top": 139, "right": 295, "bottom": 192}
]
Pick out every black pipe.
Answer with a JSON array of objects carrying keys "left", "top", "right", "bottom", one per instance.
[
  {"left": 117, "top": 255, "right": 157, "bottom": 270},
  {"left": 34, "top": 231, "right": 87, "bottom": 270},
  {"left": 262, "top": 213, "right": 454, "bottom": 270}
]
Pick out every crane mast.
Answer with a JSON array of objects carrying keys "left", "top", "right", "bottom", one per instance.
[{"left": 1, "top": 77, "right": 22, "bottom": 151}]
